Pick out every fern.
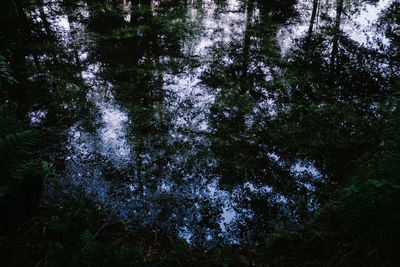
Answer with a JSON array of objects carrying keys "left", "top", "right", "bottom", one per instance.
[
  {"left": 81, "top": 229, "right": 95, "bottom": 250},
  {"left": 0, "top": 55, "right": 18, "bottom": 89},
  {"left": 0, "top": 107, "right": 47, "bottom": 229},
  {"left": 0, "top": 130, "right": 37, "bottom": 181},
  {"left": 0, "top": 130, "right": 36, "bottom": 152}
]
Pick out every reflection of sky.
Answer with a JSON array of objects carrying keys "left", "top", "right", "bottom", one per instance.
[
  {"left": 28, "top": 110, "right": 47, "bottom": 125},
  {"left": 63, "top": 61, "right": 133, "bottom": 201},
  {"left": 345, "top": 0, "right": 391, "bottom": 47},
  {"left": 30, "top": 0, "right": 390, "bottom": 246},
  {"left": 277, "top": 0, "right": 393, "bottom": 55},
  {"left": 162, "top": 0, "right": 250, "bottom": 242},
  {"left": 34, "top": 0, "right": 134, "bottom": 198}
]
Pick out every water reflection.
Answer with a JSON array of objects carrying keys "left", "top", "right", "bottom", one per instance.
[
  {"left": 11, "top": 0, "right": 396, "bottom": 246},
  {"left": 277, "top": 0, "right": 393, "bottom": 56}
]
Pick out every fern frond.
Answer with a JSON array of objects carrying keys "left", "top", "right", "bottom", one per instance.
[{"left": 0, "top": 55, "right": 18, "bottom": 88}]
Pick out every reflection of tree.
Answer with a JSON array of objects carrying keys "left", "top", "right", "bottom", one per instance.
[
  {"left": 206, "top": 0, "right": 399, "bottom": 239},
  {"left": 331, "top": 0, "right": 344, "bottom": 70},
  {"left": 377, "top": 1, "right": 400, "bottom": 75},
  {"left": 3, "top": 0, "right": 398, "bottom": 247},
  {"left": 203, "top": 0, "right": 315, "bottom": 240},
  {"left": 0, "top": 0, "right": 91, "bottom": 130},
  {"left": 256, "top": 0, "right": 298, "bottom": 23},
  {"left": 205, "top": 0, "right": 294, "bottom": 183},
  {"left": 271, "top": 1, "right": 396, "bottom": 197},
  {"left": 308, "top": 0, "right": 319, "bottom": 37},
  {"left": 77, "top": 0, "right": 226, "bottom": 245}
]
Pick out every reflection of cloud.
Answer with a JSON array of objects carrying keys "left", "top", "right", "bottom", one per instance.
[
  {"left": 28, "top": 110, "right": 48, "bottom": 125},
  {"left": 65, "top": 124, "right": 110, "bottom": 201},
  {"left": 191, "top": 0, "right": 247, "bottom": 56},
  {"left": 82, "top": 63, "right": 132, "bottom": 167},
  {"left": 63, "top": 58, "right": 132, "bottom": 200},
  {"left": 344, "top": 0, "right": 391, "bottom": 47},
  {"left": 98, "top": 103, "right": 131, "bottom": 163}
]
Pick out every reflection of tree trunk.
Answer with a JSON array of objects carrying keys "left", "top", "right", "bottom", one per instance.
[
  {"left": 14, "top": 0, "right": 29, "bottom": 33},
  {"left": 38, "top": 0, "right": 53, "bottom": 37},
  {"left": 240, "top": 0, "right": 253, "bottom": 93},
  {"left": 13, "top": 0, "right": 31, "bottom": 67},
  {"left": 74, "top": 51, "right": 81, "bottom": 68},
  {"left": 331, "top": 0, "right": 343, "bottom": 70},
  {"left": 66, "top": 11, "right": 82, "bottom": 68},
  {"left": 308, "top": 0, "right": 319, "bottom": 37}
]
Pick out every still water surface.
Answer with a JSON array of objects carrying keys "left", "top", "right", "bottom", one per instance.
[{"left": 22, "top": 0, "right": 394, "bottom": 245}]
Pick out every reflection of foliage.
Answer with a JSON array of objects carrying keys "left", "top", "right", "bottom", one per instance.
[
  {"left": 1, "top": 0, "right": 400, "bottom": 265},
  {"left": 256, "top": 0, "right": 298, "bottom": 23},
  {"left": 265, "top": 99, "right": 400, "bottom": 266},
  {"left": 271, "top": 29, "right": 388, "bottom": 189}
]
